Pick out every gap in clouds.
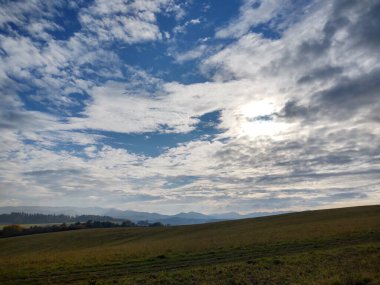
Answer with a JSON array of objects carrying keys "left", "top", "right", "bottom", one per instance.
[{"left": 73, "top": 110, "right": 224, "bottom": 157}]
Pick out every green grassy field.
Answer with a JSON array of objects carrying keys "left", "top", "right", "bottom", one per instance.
[
  {"left": 0, "top": 223, "right": 64, "bottom": 230},
  {"left": 0, "top": 205, "right": 379, "bottom": 284}
]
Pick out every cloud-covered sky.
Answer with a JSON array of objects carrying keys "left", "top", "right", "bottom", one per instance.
[{"left": 1, "top": 0, "right": 379, "bottom": 214}]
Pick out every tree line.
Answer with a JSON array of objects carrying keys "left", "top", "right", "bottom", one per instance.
[
  {"left": 0, "top": 212, "right": 166, "bottom": 238},
  {"left": 1, "top": 219, "right": 165, "bottom": 238},
  {"left": 0, "top": 212, "right": 124, "bottom": 224}
]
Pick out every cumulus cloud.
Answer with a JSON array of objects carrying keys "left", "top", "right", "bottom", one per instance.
[
  {"left": 214, "top": 0, "right": 308, "bottom": 39},
  {"left": 173, "top": 44, "right": 208, "bottom": 63},
  {"left": 79, "top": 0, "right": 172, "bottom": 43},
  {"left": 215, "top": 0, "right": 281, "bottom": 39},
  {"left": 0, "top": 0, "right": 179, "bottom": 110}
]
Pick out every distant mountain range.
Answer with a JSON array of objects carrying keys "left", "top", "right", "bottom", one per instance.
[{"left": 0, "top": 206, "right": 288, "bottom": 225}]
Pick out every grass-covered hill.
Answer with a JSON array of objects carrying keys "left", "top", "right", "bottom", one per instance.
[{"left": 0, "top": 205, "right": 379, "bottom": 284}]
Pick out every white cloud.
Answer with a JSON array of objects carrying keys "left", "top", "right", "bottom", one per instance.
[
  {"left": 173, "top": 17, "right": 202, "bottom": 34},
  {"left": 188, "top": 18, "right": 201, "bottom": 25},
  {"left": 0, "top": 0, "right": 176, "bottom": 109},
  {"left": 68, "top": 77, "right": 283, "bottom": 135},
  {"left": 215, "top": 0, "right": 288, "bottom": 39},
  {"left": 174, "top": 44, "right": 207, "bottom": 63},
  {"left": 0, "top": 1, "right": 63, "bottom": 30},
  {"left": 79, "top": 0, "right": 178, "bottom": 44}
]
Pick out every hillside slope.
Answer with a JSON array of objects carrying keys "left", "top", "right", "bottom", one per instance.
[{"left": 0, "top": 205, "right": 379, "bottom": 284}]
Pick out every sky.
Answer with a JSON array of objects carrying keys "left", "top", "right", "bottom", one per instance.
[{"left": 0, "top": 0, "right": 379, "bottom": 214}]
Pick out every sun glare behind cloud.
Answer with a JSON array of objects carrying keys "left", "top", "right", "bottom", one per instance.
[{"left": 238, "top": 101, "right": 289, "bottom": 139}]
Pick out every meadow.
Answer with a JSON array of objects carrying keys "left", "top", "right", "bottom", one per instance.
[
  {"left": 0, "top": 223, "right": 63, "bottom": 230},
  {"left": 0, "top": 205, "right": 379, "bottom": 284}
]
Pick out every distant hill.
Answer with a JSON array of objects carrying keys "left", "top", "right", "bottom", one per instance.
[
  {"left": 209, "top": 211, "right": 289, "bottom": 220},
  {"left": 0, "top": 206, "right": 287, "bottom": 225}
]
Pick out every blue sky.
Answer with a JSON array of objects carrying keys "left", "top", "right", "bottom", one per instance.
[{"left": 0, "top": 0, "right": 379, "bottom": 214}]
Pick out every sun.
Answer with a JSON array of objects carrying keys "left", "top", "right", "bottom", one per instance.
[{"left": 238, "top": 100, "right": 288, "bottom": 139}]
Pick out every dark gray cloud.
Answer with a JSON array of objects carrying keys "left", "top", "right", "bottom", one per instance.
[
  {"left": 298, "top": 0, "right": 380, "bottom": 59},
  {"left": 298, "top": 16, "right": 349, "bottom": 58},
  {"left": 22, "top": 169, "right": 92, "bottom": 195},
  {"left": 0, "top": 111, "right": 31, "bottom": 130},
  {"left": 313, "top": 68, "right": 380, "bottom": 119},
  {"left": 23, "top": 169, "right": 83, "bottom": 177},
  {"left": 275, "top": 154, "right": 353, "bottom": 168},
  {"left": 163, "top": 175, "right": 200, "bottom": 189},
  {"left": 119, "top": 194, "right": 163, "bottom": 202},
  {"left": 343, "top": 0, "right": 380, "bottom": 51},
  {"left": 0, "top": 109, "right": 53, "bottom": 130},
  {"left": 278, "top": 100, "right": 309, "bottom": 119},
  {"left": 273, "top": 0, "right": 380, "bottom": 127},
  {"left": 256, "top": 169, "right": 380, "bottom": 185},
  {"left": 297, "top": 65, "right": 343, "bottom": 84},
  {"left": 212, "top": 122, "right": 380, "bottom": 198},
  {"left": 328, "top": 191, "right": 367, "bottom": 200},
  {"left": 280, "top": 67, "right": 380, "bottom": 123}
]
